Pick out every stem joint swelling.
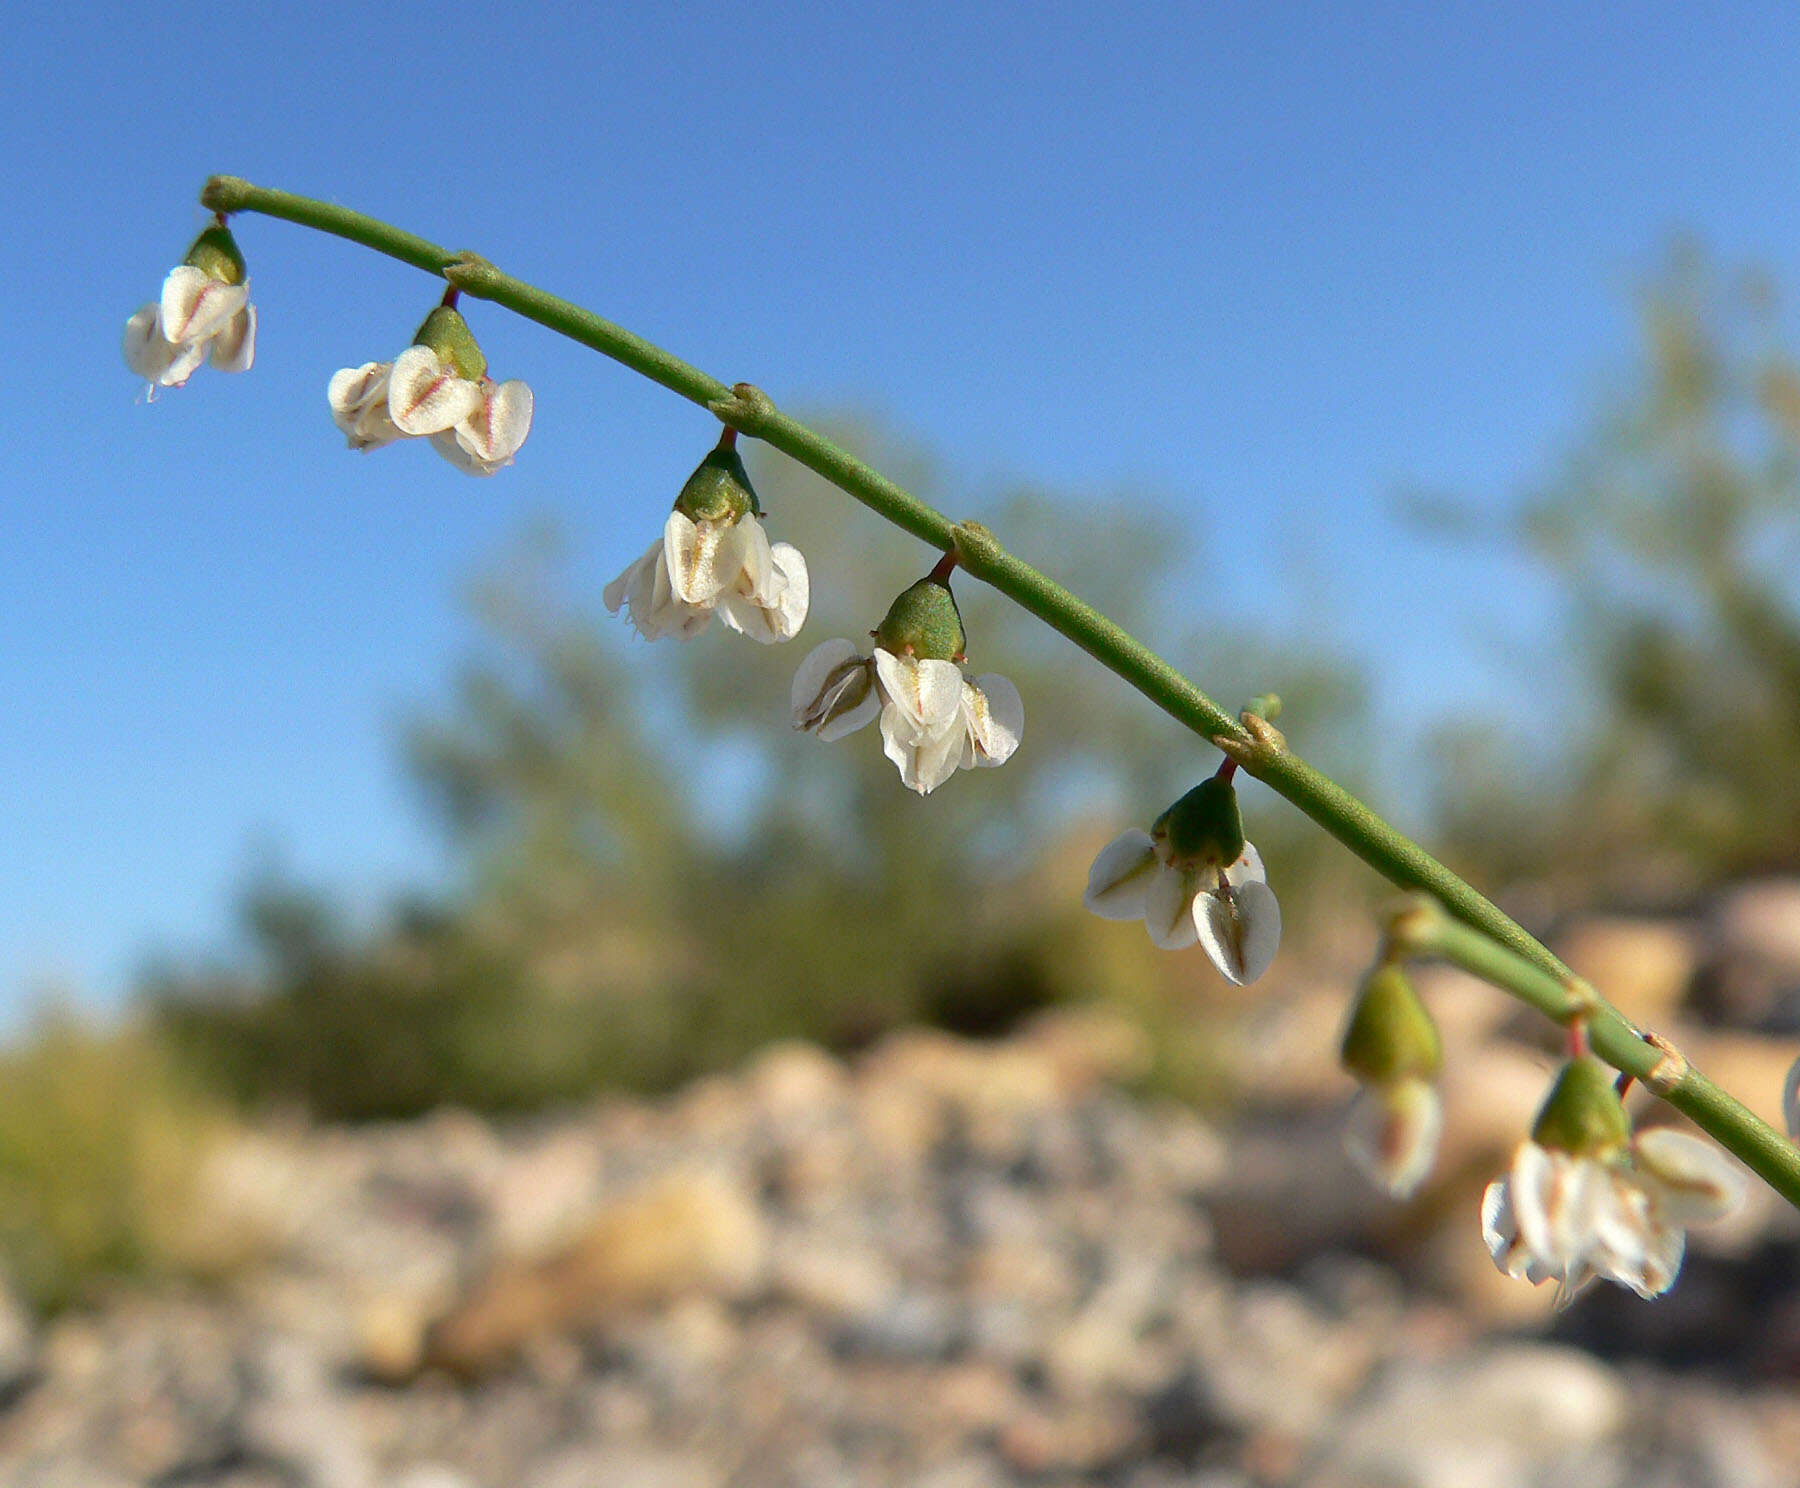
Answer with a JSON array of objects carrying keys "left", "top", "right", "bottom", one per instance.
[
  {"left": 199, "top": 175, "right": 253, "bottom": 215},
  {"left": 442, "top": 253, "right": 503, "bottom": 297},
  {"left": 708, "top": 382, "right": 778, "bottom": 437}
]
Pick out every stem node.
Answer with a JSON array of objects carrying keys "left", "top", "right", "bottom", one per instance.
[
  {"left": 442, "top": 252, "right": 501, "bottom": 296},
  {"left": 950, "top": 521, "right": 1004, "bottom": 571},
  {"left": 1385, "top": 894, "right": 1446, "bottom": 958},
  {"left": 708, "top": 382, "right": 777, "bottom": 435},
  {"left": 199, "top": 175, "right": 253, "bottom": 214},
  {"left": 1642, "top": 1032, "right": 1691, "bottom": 1095}
]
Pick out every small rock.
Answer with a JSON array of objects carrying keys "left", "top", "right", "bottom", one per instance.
[{"left": 425, "top": 1168, "right": 766, "bottom": 1374}]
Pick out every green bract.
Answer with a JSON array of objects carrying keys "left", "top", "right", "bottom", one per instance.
[
  {"left": 1531, "top": 1056, "right": 1631, "bottom": 1158},
  {"left": 411, "top": 305, "right": 487, "bottom": 382},
  {"left": 875, "top": 578, "right": 966, "bottom": 662},
  {"left": 1341, "top": 964, "right": 1441, "bottom": 1086},
  {"left": 183, "top": 224, "right": 247, "bottom": 286},
  {"left": 1154, "top": 777, "right": 1246, "bottom": 869},
  {"left": 675, "top": 445, "right": 762, "bottom": 524}
]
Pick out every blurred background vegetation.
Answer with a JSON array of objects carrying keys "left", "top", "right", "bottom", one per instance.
[{"left": 15, "top": 247, "right": 1800, "bottom": 1309}]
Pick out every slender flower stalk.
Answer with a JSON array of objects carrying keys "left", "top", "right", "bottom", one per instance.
[{"left": 176, "top": 176, "right": 1800, "bottom": 1214}]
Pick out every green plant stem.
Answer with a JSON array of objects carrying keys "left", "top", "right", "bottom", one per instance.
[
  {"left": 197, "top": 175, "right": 1800, "bottom": 1207},
  {"left": 1394, "top": 900, "right": 1800, "bottom": 1207}
]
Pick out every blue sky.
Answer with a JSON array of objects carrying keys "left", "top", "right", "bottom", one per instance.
[{"left": 7, "top": 3, "right": 1800, "bottom": 1011}]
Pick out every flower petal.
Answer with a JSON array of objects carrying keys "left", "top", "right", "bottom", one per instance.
[
  {"left": 1143, "top": 863, "right": 1200, "bottom": 950},
  {"left": 157, "top": 339, "right": 209, "bottom": 388},
  {"left": 1083, "top": 829, "right": 1159, "bottom": 921},
  {"left": 961, "top": 673, "right": 1023, "bottom": 768},
  {"left": 1195, "top": 878, "right": 1280, "bottom": 985},
  {"left": 1344, "top": 1078, "right": 1441, "bottom": 1199},
  {"left": 473, "top": 379, "right": 533, "bottom": 461},
  {"left": 1509, "top": 1142, "right": 1601, "bottom": 1279},
  {"left": 879, "top": 700, "right": 965, "bottom": 794},
  {"left": 123, "top": 304, "right": 178, "bottom": 381},
  {"left": 872, "top": 650, "right": 964, "bottom": 738},
  {"left": 1632, "top": 1127, "right": 1747, "bottom": 1225},
  {"left": 328, "top": 363, "right": 402, "bottom": 450},
  {"left": 604, "top": 541, "right": 661, "bottom": 616},
  {"left": 792, "top": 640, "right": 879, "bottom": 739},
  {"left": 208, "top": 301, "right": 256, "bottom": 373},
  {"left": 665, "top": 510, "right": 747, "bottom": 605},
  {"left": 1482, "top": 1176, "right": 1555, "bottom": 1284},
  {"left": 160, "top": 266, "right": 246, "bottom": 347},
  {"left": 1223, "top": 841, "right": 1267, "bottom": 890},
  {"left": 388, "top": 346, "right": 483, "bottom": 435},
  {"left": 764, "top": 542, "right": 809, "bottom": 638}
]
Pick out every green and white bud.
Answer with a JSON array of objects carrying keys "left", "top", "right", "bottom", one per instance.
[{"left": 1340, "top": 964, "right": 1443, "bottom": 1199}]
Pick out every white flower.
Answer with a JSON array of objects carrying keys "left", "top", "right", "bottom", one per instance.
[
  {"left": 327, "top": 344, "right": 532, "bottom": 475},
  {"left": 1344, "top": 1078, "right": 1442, "bottom": 1200},
  {"left": 123, "top": 264, "right": 256, "bottom": 392},
  {"left": 605, "top": 509, "right": 808, "bottom": 643},
  {"left": 790, "top": 640, "right": 1022, "bottom": 795},
  {"left": 1083, "top": 825, "right": 1280, "bottom": 985},
  {"left": 1481, "top": 1128, "right": 1743, "bottom": 1301}
]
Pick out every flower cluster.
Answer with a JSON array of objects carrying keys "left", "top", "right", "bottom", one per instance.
[
  {"left": 605, "top": 435, "right": 807, "bottom": 643},
  {"left": 1481, "top": 1056, "right": 1745, "bottom": 1301},
  {"left": 792, "top": 574, "right": 1022, "bottom": 794},
  {"left": 1083, "top": 773, "right": 1280, "bottom": 985},
  {"left": 123, "top": 224, "right": 256, "bottom": 392},
  {"left": 329, "top": 304, "right": 532, "bottom": 476}
]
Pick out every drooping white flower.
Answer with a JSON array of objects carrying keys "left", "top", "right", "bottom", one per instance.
[
  {"left": 791, "top": 641, "right": 1022, "bottom": 795},
  {"left": 1480, "top": 1058, "right": 1745, "bottom": 1302},
  {"left": 123, "top": 228, "right": 257, "bottom": 394},
  {"left": 605, "top": 508, "right": 808, "bottom": 643},
  {"left": 605, "top": 435, "right": 809, "bottom": 644},
  {"left": 1083, "top": 777, "right": 1280, "bottom": 985},
  {"left": 1338, "top": 964, "right": 1444, "bottom": 1199},
  {"left": 327, "top": 307, "right": 532, "bottom": 475}
]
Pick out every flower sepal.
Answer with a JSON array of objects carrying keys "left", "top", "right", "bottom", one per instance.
[
  {"left": 411, "top": 304, "right": 488, "bottom": 381},
  {"left": 874, "top": 577, "right": 966, "bottom": 662},
  {"left": 1531, "top": 1055, "right": 1630, "bottom": 1160},
  {"left": 1154, "top": 776, "right": 1246, "bottom": 872},
  {"left": 1340, "top": 964, "right": 1441, "bottom": 1088},
  {"left": 182, "top": 223, "right": 247, "bottom": 286},
  {"left": 675, "top": 444, "right": 762, "bottom": 524}
]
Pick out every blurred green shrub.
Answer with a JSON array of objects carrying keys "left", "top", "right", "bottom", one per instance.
[
  {"left": 1429, "top": 246, "right": 1800, "bottom": 896},
  {"left": 0, "top": 1014, "right": 224, "bottom": 1311}
]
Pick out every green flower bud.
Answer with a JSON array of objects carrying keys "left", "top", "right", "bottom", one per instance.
[
  {"left": 183, "top": 224, "right": 247, "bottom": 286},
  {"left": 674, "top": 443, "right": 762, "bottom": 524},
  {"left": 1153, "top": 777, "right": 1246, "bottom": 869},
  {"left": 1340, "top": 964, "right": 1441, "bottom": 1087},
  {"left": 1530, "top": 1055, "right": 1630, "bottom": 1158},
  {"left": 874, "top": 577, "right": 966, "bottom": 662},
  {"left": 411, "top": 305, "right": 488, "bottom": 382}
]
